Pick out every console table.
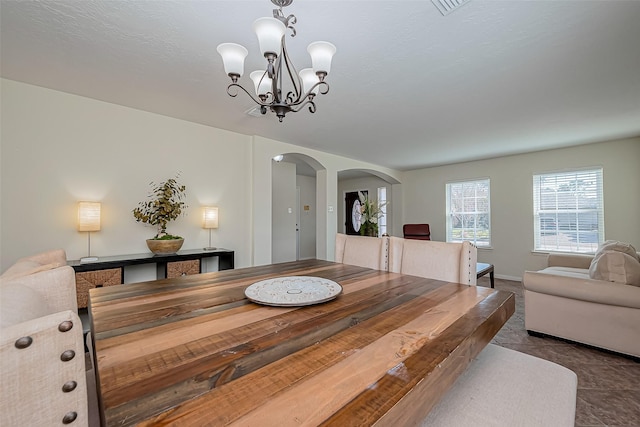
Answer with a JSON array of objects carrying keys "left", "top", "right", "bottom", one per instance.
[{"left": 68, "top": 248, "right": 234, "bottom": 308}]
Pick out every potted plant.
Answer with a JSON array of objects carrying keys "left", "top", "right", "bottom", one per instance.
[
  {"left": 133, "top": 174, "right": 188, "bottom": 254},
  {"left": 358, "top": 191, "right": 386, "bottom": 237}
]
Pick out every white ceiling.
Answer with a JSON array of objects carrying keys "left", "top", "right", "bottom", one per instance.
[{"left": 2, "top": 0, "right": 639, "bottom": 171}]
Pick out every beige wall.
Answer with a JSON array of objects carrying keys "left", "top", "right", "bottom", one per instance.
[
  {"left": 3, "top": 79, "right": 636, "bottom": 280},
  {"left": 1, "top": 79, "right": 253, "bottom": 274},
  {"left": 1, "top": 79, "right": 402, "bottom": 272},
  {"left": 401, "top": 138, "right": 640, "bottom": 279}
]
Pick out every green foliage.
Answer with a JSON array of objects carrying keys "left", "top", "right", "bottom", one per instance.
[
  {"left": 150, "top": 234, "right": 183, "bottom": 240},
  {"left": 358, "top": 191, "right": 386, "bottom": 237},
  {"left": 133, "top": 174, "right": 187, "bottom": 238}
]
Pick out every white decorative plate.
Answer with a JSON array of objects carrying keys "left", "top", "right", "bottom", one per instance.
[{"left": 244, "top": 276, "right": 343, "bottom": 307}]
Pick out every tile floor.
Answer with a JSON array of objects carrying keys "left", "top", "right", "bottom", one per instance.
[{"left": 480, "top": 276, "right": 640, "bottom": 427}]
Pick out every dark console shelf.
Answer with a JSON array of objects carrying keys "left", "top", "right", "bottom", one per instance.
[{"left": 68, "top": 248, "right": 234, "bottom": 273}]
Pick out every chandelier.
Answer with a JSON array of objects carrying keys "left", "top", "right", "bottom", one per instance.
[{"left": 216, "top": 0, "right": 336, "bottom": 122}]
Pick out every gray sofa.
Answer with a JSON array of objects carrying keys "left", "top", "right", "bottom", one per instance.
[{"left": 523, "top": 248, "right": 640, "bottom": 358}]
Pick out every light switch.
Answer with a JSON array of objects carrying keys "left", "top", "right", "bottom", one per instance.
[
  {"left": 288, "top": 207, "right": 292, "bottom": 213},
  {"left": 328, "top": 206, "right": 334, "bottom": 212}
]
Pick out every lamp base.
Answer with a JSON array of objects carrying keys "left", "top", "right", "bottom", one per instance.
[
  {"left": 80, "top": 256, "right": 99, "bottom": 263},
  {"left": 203, "top": 247, "right": 218, "bottom": 251}
]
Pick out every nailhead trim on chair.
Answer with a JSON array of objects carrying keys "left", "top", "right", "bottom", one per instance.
[
  {"left": 58, "top": 320, "right": 74, "bottom": 332},
  {"left": 384, "top": 236, "right": 389, "bottom": 271},
  {"left": 62, "top": 381, "right": 78, "bottom": 393},
  {"left": 14, "top": 336, "right": 33, "bottom": 349},
  {"left": 60, "top": 350, "right": 75, "bottom": 362},
  {"left": 466, "top": 242, "right": 476, "bottom": 285},
  {"left": 62, "top": 411, "right": 77, "bottom": 424}
]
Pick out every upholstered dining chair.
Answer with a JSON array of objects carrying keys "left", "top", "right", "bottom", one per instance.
[
  {"left": 334, "top": 233, "right": 389, "bottom": 271},
  {"left": 403, "top": 223, "right": 431, "bottom": 240},
  {"left": 388, "top": 237, "right": 477, "bottom": 285},
  {"left": 0, "top": 249, "right": 99, "bottom": 427}
]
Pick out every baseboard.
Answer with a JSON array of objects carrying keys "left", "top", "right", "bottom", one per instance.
[{"left": 494, "top": 273, "right": 522, "bottom": 282}]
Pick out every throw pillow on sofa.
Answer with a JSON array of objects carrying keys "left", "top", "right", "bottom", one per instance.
[
  {"left": 589, "top": 250, "right": 640, "bottom": 286},
  {"left": 593, "top": 240, "right": 639, "bottom": 262}
]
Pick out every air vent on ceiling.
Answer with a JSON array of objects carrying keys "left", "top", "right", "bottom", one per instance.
[
  {"left": 432, "top": 0, "right": 471, "bottom": 16},
  {"left": 245, "top": 106, "right": 264, "bottom": 118}
]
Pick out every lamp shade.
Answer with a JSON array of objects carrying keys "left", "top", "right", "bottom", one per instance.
[
  {"left": 299, "top": 68, "right": 319, "bottom": 95},
  {"left": 252, "top": 17, "right": 286, "bottom": 57},
  {"left": 307, "top": 41, "right": 336, "bottom": 75},
  {"left": 250, "top": 70, "right": 272, "bottom": 96},
  {"left": 202, "top": 207, "right": 219, "bottom": 229},
  {"left": 217, "top": 43, "right": 249, "bottom": 77},
  {"left": 78, "top": 202, "right": 101, "bottom": 232}
]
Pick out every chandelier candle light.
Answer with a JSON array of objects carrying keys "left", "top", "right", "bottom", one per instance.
[{"left": 217, "top": 0, "right": 336, "bottom": 122}]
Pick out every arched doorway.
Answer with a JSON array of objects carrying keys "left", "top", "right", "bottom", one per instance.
[
  {"left": 337, "top": 169, "right": 401, "bottom": 237},
  {"left": 271, "top": 153, "right": 325, "bottom": 263}
]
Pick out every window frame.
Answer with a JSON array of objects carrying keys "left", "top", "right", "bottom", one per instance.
[
  {"left": 445, "top": 178, "right": 491, "bottom": 248},
  {"left": 532, "top": 168, "right": 604, "bottom": 254}
]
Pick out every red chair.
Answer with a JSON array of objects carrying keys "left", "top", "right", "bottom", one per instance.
[{"left": 403, "top": 224, "right": 431, "bottom": 240}]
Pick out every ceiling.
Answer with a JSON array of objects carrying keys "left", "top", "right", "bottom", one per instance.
[{"left": 2, "top": 0, "right": 639, "bottom": 171}]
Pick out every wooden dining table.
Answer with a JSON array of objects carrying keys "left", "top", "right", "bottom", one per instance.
[{"left": 89, "top": 259, "right": 515, "bottom": 426}]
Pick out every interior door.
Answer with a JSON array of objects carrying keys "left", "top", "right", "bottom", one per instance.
[{"left": 345, "top": 190, "right": 367, "bottom": 235}]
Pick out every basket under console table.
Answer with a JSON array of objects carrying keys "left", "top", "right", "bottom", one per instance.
[{"left": 68, "top": 248, "right": 234, "bottom": 309}]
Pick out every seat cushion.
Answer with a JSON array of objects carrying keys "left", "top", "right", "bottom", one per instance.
[
  {"left": 523, "top": 270, "right": 640, "bottom": 309},
  {"left": 422, "top": 344, "right": 577, "bottom": 427},
  {"left": 541, "top": 266, "right": 591, "bottom": 280}
]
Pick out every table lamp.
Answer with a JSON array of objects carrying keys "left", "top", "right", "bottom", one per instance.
[
  {"left": 78, "top": 201, "right": 101, "bottom": 262},
  {"left": 202, "top": 206, "right": 219, "bottom": 251}
]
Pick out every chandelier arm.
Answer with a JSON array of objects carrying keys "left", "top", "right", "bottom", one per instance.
[
  {"left": 280, "top": 41, "right": 303, "bottom": 103},
  {"left": 272, "top": 4, "right": 297, "bottom": 37},
  {"left": 285, "top": 14, "right": 297, "bottom": 37},
  {"left": 307, "top": 101, "right": 317, "bottom": 114},
  {"left": 284, "top": 79, "right": 329, "bottom": 107},
  {"left": 226, "top": 83, "right": 273, "bottom": 106},
  {"left": 274, "top": 52, "right": 284, "bottom": 103},
  {"left": 289, "top": 98, "right": 316, "bottom": 114},
  {"left": 310, "top": 81, "right": 330, "bottom": 96}
]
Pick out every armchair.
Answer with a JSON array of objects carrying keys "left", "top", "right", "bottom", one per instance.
[
  {"left": 1, "top": 250, "right": 96, "bottom": 426},
  {"left": 403, "top": 223, "right": 431, "bottom": 240},
  {"left": 523, "top": 248, "right": 640, "bottom": 358}
]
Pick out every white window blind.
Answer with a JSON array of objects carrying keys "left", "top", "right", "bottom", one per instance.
[
  {"left": 533, "top": 168, "right": 604, "bottom": 253},
  {"left": 446, "top": 179, "right": 490, "bottom": 247}
]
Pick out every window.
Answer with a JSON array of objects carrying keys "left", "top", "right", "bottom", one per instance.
[
  {"left": 446, "top": 179, "right": 490, "bottom": 247},
  {"left": 377, "top": 186, "right": 387, "bottom": 237},
  {"left": 533, "top": 168, "right": 604, "bottom": 253}
]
